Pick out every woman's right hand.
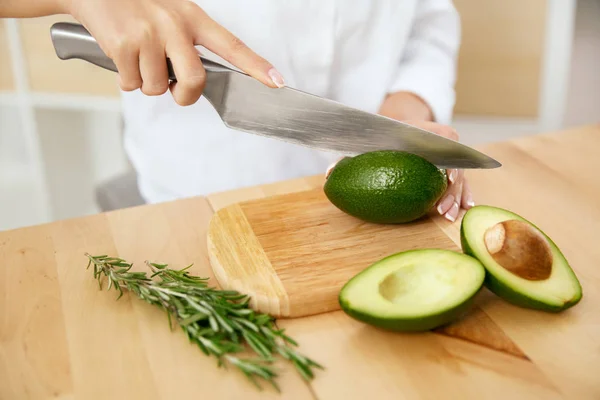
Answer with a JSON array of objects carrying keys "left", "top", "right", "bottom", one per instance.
[{"left": 65, "top": 0, "right": 284, "bottom": 105}]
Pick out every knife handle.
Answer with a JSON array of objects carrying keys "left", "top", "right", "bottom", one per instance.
[{"left": 49, "top": 22, "right": 234, "bottom": 81}]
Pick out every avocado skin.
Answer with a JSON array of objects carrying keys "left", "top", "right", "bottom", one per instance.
[
  {"left": 460, "top": 205, "right": 583, "bottom": 313},
  {"left": 324, "top": 151, "right": 447, "bottom": 224},
  {"left": 338, "top": 285, "right": 482, "bottom": 332}
]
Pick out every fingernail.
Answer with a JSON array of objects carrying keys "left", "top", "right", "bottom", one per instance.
[
  {"left": 268, "top": 68, "right": 285, "bottom": 88},
  {"left": 449, "top": 169, "right": 457, "bottom": 183},
  {"left": 463, "top": 192, "right": 475, "bottom": 208},
  {"left": 437, "top": 194, "right": 455, "bottom": 215},
  {"left": 445, "top": 202, "right": 459, "bottom": 222}
]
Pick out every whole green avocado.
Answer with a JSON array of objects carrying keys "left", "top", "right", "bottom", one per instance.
[{"left": 323, "top": 151, "right": 448, "bottom": 224}]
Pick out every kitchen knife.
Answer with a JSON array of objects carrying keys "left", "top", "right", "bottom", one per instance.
[{"left": 49, "top": 22, "right": 501, "bottom": 170}]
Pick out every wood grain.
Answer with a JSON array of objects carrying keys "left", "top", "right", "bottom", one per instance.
[
  {"left": 434, "top": 301, "right": 527, "bottom": 359},
  {"left": 0, "top": 225, "right": 72, "bottom": 399},
  {"left": 104, "top": 198, "right": 313, "bottom": 399},
  {"left": 0, "top": 199, "right": 313, "bottom": 399},
  {"left": 277, "top": 312, "right": 561, "bottom": 400},
  {"left": 207, "top": 178, "right": 531, "bottom": 360},
  {"left": 207, "top": 177, "right": 538, "bottom": 365},
  {"left": 462, "top": 127, "right": 600, "bottom": 399},
  {"left": 208, "top": 203, "right": 290, "bottom": 316},
  {"left": 52, "top": 214, "right": 159, "bottom": 399},
  {"left": 2, "top": 125, "right": 600, "bottom": 399},
  {"left": 208, "top": 187, "right": 458, "bottom": 318}
]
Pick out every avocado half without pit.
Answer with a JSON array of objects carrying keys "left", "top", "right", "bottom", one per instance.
[
  {"left": 461, "top": 205, "right": 582, "bottom": 312},
  {"left": 338, "top": 249, "right": 486, "bottom": 332}
]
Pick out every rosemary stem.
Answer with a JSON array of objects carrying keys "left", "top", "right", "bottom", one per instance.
[{"left": 84, "top": 253, "right": 323, "bottom": 390}]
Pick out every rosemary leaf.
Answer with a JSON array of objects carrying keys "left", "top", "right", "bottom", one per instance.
[
  {"left": 180, "top": 313, "right": 208, "bottom": 326},
  {"left": 233, "top": 316, "right": 260, "bottom": 332},
  {"left": 242, "top": 331, "right": 271, "bottom": 359},
  {"left": 208, "top": 315, "right": 219, "bottom": 332},
  {"left": 84, "top": 253, "right": 322, "bottom": 390}
]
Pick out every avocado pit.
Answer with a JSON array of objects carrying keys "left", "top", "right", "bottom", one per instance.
[{"left": 483, "top": 219, "right": 553, "bottom": 281}]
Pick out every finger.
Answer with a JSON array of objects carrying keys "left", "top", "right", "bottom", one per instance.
[
  {"left": 139, "top": 37, "right": 169, "bottom": 96},
  {"left": 445, "top": 194, "right": 461, "bottom": 222},
  {"left": 437, "top": 169, "right": 464, "bottom": 222},
  {"left": 448, "top": 181, "right": 463, "bottom": 222},
  {"left": 461, "top": 179, "right": 475, "bottom": 209},
  {"left": 166, "top": 40, "right": 206, "bottom": 106},
  {"left": 448, "top": 169, "right": 458, "bottom": 184},
  {"left": 113, "top": 46, "right": 142, "bottom": 92},
  {"left": 437, "top": 193, "right": 455, "bottom": 216},
  {"left": 191, "top": 7, "right": 284, "bottom": 88}
]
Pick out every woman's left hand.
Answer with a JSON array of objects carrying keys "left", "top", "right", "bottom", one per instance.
[{"left": 325, "top": 119, "right": 474, "bottom": 222}]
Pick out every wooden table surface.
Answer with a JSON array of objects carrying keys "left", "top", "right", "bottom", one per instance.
[{"left": 1, "top": 124, "right": 599, "bottom": 399}]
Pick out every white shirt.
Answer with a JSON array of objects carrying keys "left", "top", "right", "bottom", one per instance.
[{"left": 120, "top": 0, "right": 460, "bottom": 203}]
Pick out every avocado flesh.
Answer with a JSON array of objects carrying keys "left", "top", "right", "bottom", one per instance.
[
  {"left": 338, "top": 249, "right": 485, "bottom": 332},
  {"left": 460, "top": 205, "right": 582, "bottom": 312},
  {"left": 324, "top": 151, "right": 447, "bottom": 224}
]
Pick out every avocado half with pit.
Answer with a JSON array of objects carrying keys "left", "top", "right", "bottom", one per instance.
[
  {"left": 460, "top": 205, "right": 582, "bottom": 312},
  {"left": 338, "top": 249, "right": 485, "bottom": 332},
  {"left": 324, "top": 151, "right": 447, "bottom": 224}
]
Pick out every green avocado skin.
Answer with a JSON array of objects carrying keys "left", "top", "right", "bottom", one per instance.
[
  {"left": 324, "top": 151, "right": 447, "bottom": 224},
  {"left": 460, "top": 206, "right": 583, "bottom": 313},
  {"left": 338, "top": 286, "right": 482, "bottom": 332}
]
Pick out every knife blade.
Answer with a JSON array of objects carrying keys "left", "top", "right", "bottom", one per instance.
[{"left": 49, "top": 22, "right": 501, "bottom": 170}]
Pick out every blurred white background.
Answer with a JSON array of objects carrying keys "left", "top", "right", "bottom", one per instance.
[{"left": 1, "top": 0, "right": 599, "bottom": 231}]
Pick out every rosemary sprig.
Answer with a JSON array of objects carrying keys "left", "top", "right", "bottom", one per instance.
[{"left": 85, "top": 253, "right": 323, "bottom": 391}]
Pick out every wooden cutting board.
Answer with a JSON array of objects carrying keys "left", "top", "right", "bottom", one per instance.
[
  {"left": 208, "top": 186, "right": 467, "bottom": 318},
  {"left": 207, "top": 184, "right": 531, "bottom": 358}
]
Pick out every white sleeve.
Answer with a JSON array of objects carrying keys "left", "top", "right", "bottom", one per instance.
[{"left": 387, "top": 0, "right": 461, "bottom": 124}]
